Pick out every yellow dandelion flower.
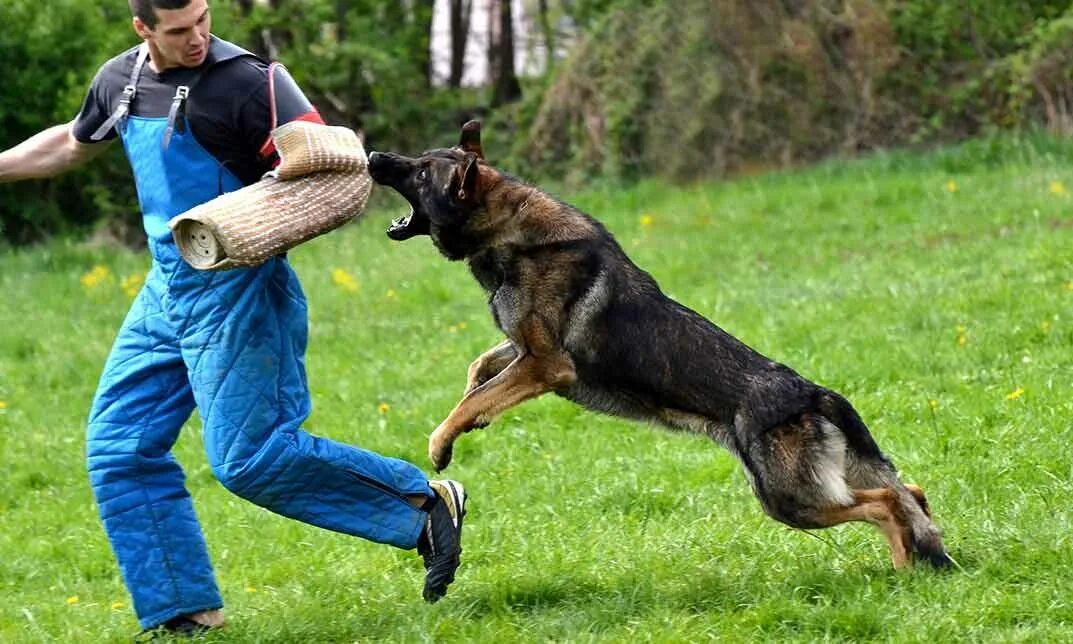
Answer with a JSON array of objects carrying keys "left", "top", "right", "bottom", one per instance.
[
  {"left": 386, "top": 289, "right": 397, "bottom": 298},
  {"left": 377, "top": 402, "right": 391, "bottom": 414},
  {"left": 245, "top": 586, "right": 258, "bottom": 593},
  {"left": 120, "top": 273, "right": 145, "bottom": 298},
  {"left": 944, "top": 180, "right": 957, "bottom": 193},
  {"left": 928, "top": 399, "right": 939, "bottom": 410},
  {"left": 111, "top": 601, "right": 125, "bottom": 610},
  {"left": 332, "top": 268, "right": 359, "bottom": 293},
  {"left": 0, "top": 400, "right": 7, "bottom": 410},
  {"left": 957, "top": 334, "right": 967, "bottom": 346},
  {"left": 1066, "top": 282, "right": 1073, "bottom": 291},
  {"left": 80, "top": 265, "right": 111, "bottom": 289},
  {"left": 639, "top": 214, "right": 654, "bottom": 227},
  {"left": 1041, "top": 320, "right": 1052, "bottom": 333},
  {"left": 66, "top": 596, "right": 79, "bottom": 605},
  {"left": 955, "top": 324, "right": 966, "bottom": 333},
  {"left": 458, "top": 321, "right": 467, "bottom": 330},
  {"left": 1049, "top": 180, "right": 1067, "bottom": 196},
  {"left": 1005, "top": 387, "right": 1025, "bottom": 401}
]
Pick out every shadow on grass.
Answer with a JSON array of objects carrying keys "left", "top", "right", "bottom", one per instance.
[
  {"left": 459, "top": 553, "right": 965, "bottom": 628},
  {"left": 464, "top": 575, "right": 610, "bottom": 617}
]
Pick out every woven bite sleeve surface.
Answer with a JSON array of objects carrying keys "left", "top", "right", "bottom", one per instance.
[{"left": 169, "top": 121, "right": 373, "bottom": 270}]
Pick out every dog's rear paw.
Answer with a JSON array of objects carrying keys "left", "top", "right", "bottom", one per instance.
[{"left": 921, "top": 549, "right": 955, "bottom": 569}]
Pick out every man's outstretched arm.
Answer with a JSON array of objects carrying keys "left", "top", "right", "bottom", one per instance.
[{"left": 0, "top": 122, "right": 113, "bottom": 183}]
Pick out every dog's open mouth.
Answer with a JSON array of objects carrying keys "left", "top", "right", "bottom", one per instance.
[{"left": 385, "top": 206, "right": 431, "bottom": 241}]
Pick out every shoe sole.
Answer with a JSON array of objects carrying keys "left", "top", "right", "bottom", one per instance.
[{"left": 436, "top": 480, "right": 468, "bottom": 527}]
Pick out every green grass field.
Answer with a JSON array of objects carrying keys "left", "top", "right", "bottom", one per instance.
[{"left": 1, "top": 134, "right": 1072, "bottom": 642}]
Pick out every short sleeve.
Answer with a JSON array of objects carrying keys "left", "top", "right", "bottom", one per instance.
[
  {"left": 243, "top": 64, "right": 324, "bottom": 164},
  {"left": 71, "top": 66, "right": 116, "bottom": 143},
  {"left": 183, "top": 55, "right": 326, "bottom": 184}
]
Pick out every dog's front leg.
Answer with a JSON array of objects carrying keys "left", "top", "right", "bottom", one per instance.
[
  {"left": 429, "top": 351, "right": 576, "bottom": 471},
  {"left": 465, "top": 340, "right": 518, "bottom": 396}
]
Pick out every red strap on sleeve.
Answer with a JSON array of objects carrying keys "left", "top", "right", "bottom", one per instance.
[{"left": 258, "top": 61, "right": 325, "bottom": 165}]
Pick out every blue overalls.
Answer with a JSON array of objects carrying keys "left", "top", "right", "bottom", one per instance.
[{"left": 84, "top": 44, "right": 432, "bottom": 629}]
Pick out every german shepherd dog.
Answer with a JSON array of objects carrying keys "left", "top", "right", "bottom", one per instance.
[{"left": 367, "top": 122, "right": 952, "bottom": 569}]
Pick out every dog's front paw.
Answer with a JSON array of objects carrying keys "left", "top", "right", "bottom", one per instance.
[{"left": 429, "top": 431, "right": 455, "bottom": 472}]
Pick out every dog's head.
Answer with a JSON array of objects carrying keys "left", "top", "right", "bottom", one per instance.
[{"left": 368, "top": 121, "right": 487, "bottom": 249}]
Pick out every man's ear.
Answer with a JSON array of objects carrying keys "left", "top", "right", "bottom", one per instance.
[
  {"left": 458, "top": 121, "right": 484, "bottom": 159},
  {"left": 132, "top": 16, "right": 152, "bottom": 40},
  {"left": 456, "top": 153, "right": 480, "bottom": 203}
]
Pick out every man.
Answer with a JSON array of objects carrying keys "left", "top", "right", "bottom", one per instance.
[{"left": 0, "top": 0, "right": 468, "bottom": 636}]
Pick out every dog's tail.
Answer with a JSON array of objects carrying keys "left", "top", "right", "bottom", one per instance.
[
  {"left": 816, "top": 389, "right": 886, "bottom": 463},
  {"left": 818, "top": 389, "right": 953, "bottom": 568}
]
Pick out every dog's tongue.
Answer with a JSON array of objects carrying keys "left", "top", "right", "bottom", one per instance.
[{"left": 385, "top": 208, "right": 430, "bottom": 240}]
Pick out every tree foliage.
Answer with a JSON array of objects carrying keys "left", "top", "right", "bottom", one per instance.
[
  {"left": 0, "top": 1, "right": 139, "bottom": 244},
  {"left": 497, "top": 0, "right": 1073, "bottom": 183},
  {"left": 3, "top": 0, "right": 1073, "bottom": 243},
  {"left": 0, "top": 0, "right": 471, "bottom": 244}
]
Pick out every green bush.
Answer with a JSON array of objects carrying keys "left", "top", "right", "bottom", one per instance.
[
  {"left": 0, "top": 0, "right": 479, "bottom": 245},
  {"left": 5, "top": 0, "right": 1073, "bottom": 242},
  {"left": 0, "top": 1, "right": 138, "bottom": 244},
  {"left": 502, "top": 0, "right": 1073, "bottom": 185}
]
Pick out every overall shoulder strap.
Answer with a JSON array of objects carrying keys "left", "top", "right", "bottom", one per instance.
[
  {"left": 203, "top": 36, "right": 262, "bottom": 65},
  {"left": 91, "top": 44, "right": 149, "bottom": 141},
  {"left": 163, "top": 37, "right": 264, "bottom": 149}
]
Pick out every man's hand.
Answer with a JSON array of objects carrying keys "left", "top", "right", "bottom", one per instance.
[{"left": 0, "top": 122, "right": 113, "bottom": 183}]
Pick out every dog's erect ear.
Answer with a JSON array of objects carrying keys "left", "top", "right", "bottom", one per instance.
[
  {"left": 456, "top": 152, "right": 481, "bottom": 203},
  {"left": 459, "top": 120, "right": 484, "bottom": 159}
]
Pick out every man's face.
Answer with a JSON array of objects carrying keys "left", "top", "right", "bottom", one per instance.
[{"left": 134, "top": 0, "right": 212, "bottom": 70}]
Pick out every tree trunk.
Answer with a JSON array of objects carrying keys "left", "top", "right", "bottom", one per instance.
[
  {"left": 412, "top": 0, "right": 436, "bottom": 88},
  {"left": 335, "top": 0, "right": 349, "bottom": 41},
  {"left": 260, "top": 0, "right": 291, "bottom": 60},
  {"left": 537, "top": 0, "right": 554, "bottom": 74},
  {"left": 235, "top": 0, "right": 270, "bottom": 59},
  {"left": 449, "top": 0, "right": 473, "bottom": 88},
  {"left": 489, "top": 0, "right": 521, "bottom": 106}
]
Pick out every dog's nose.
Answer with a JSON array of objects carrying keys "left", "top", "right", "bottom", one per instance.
[{"left": 368, "top": 151, "right": 382, "bottom": 164}]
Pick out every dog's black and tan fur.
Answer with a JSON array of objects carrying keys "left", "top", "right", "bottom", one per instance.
[{"left": 368, "top": 121, "right": 951, "bottom": 569}]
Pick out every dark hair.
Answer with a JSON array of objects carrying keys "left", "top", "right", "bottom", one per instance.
[{"left": 128, "top": 0, "right": 193, "bottom": 29}]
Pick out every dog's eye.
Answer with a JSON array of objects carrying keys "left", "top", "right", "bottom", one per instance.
[{"left": 417, "top": 169, "right": 427, "bottom": 180}]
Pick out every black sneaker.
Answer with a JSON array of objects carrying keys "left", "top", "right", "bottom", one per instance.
[
  {"left": 135, "top": 615, "right": 218, "bottom": 641},
  {"left": 417, "top": 479, "right": 468, "bottom": 603}
]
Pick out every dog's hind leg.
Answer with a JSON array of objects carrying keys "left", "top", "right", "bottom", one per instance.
[
  {"left": 813, "top": 489, "right": 913, "bottom": 569},
  {"left": 903, "top": 483, "right": 932, "bottom": 518},
  {"left": 818, "top": 391, "right": 950, "bottom": 567},
  {"left": 742, "top": 414, "right": 927, "bottom": 569},
  {"left": 844, "top": 454, "right": 951, "bottom": 568}
]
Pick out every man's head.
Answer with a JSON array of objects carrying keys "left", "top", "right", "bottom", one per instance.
[{"left": 130, "top": 0, "right": 211, "bottom": 70}]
